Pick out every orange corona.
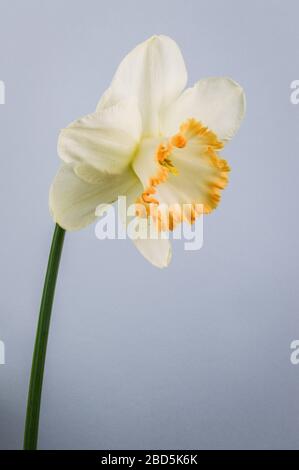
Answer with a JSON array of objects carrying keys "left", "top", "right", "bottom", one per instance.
[{"left": 136, "top": 118, "right": 230, "bottom": 231}]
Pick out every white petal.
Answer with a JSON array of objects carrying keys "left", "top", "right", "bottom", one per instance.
[
  {"left": 49, "top": 164, "right": 140, "bottom": 231},
  {"left": 133, "top": 236, "right": 172, "bottom": 268},
  {"left": 162, "top": 77, "right": 245, "bottom": 141},
  {"left": 58, "top": 99, "right": 142, "bottom": 174},
  {"left": 97, "top": 35, "right": 187, "bottom": 136}
]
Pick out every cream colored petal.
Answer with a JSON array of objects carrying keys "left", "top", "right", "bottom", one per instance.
[
  {"left": 133, "top": 236, "right": 172, "bottom": 269},
  {"left": 162, "top": 77, "right": 245, "bottom": 142},
  {"left": 58, "top": 99, "right": 142, "bottom": 174},
  {"left": 97, "top": 35, "right": 187, "bottom": 136},
  {"left": 49, "top": 163, "right": 140, "bottom": 231}
]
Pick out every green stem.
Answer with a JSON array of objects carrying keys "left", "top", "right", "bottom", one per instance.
[{"left": 23, "top": 224, "right": 65, "bottom": 450}]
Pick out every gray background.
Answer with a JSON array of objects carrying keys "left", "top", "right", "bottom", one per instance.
[{"left": 0, "top": 0, "right": 298, "bottom": 450}]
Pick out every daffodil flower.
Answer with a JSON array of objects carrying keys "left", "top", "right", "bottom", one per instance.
[
  {"left": 24, "top": 35, "right": 246, "bottom": 451},
  {"left": 50, "top": 35, "right": 245, "bottom": 268}
]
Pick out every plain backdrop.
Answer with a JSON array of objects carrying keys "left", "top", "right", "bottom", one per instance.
[{"left": 0, "top": 0, "right": 299, "bottom": 450}]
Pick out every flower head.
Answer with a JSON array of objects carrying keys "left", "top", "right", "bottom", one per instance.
[{"left": 50, "top": 35, "right": 245, "bottom": 268}]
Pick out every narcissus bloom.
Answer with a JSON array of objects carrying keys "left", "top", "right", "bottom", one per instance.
[{"left": 50, "top": 35, "right": 245, "bottom": 268}]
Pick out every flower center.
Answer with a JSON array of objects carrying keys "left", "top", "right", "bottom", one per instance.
[{"left": 132, "top": 119, "right": 228, "bottom": 231}]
